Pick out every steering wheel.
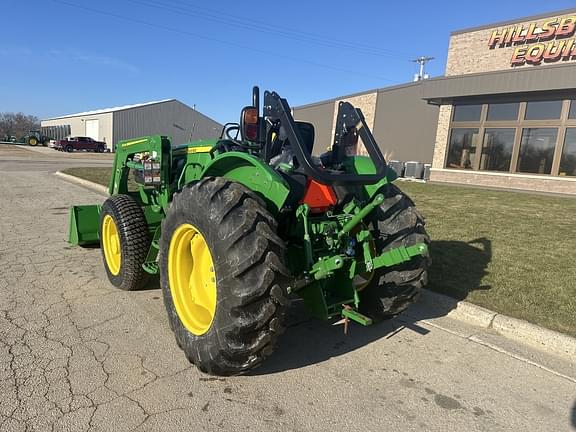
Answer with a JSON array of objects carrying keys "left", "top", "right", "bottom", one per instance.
[{"left": 220, "top": 123, "right": 240, "bottom": 141}]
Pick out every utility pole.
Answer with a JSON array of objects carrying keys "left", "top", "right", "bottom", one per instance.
[{"left": 412, "top": 56, "right": 434, "bottom": 81}]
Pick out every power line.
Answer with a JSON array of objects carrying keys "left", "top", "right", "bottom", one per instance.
[
  {"left": 127, "top": 0, "right": 417, "bottom": 61},
  {"left": 149, "top": 0, "right": 415, "bottom": 58},
  {"left": 51, "top": 0, "right": 401, "bottom": 83}
]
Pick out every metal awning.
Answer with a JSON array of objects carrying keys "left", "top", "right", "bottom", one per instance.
[{"left": 422, "top": 64, "right": 576, "bottom": 105}]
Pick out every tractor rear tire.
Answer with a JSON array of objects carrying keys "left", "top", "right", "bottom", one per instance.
[
  {"left": 99, "top": 195, "right": 151, "bottom": 291},
  {"left": 159, "top": 177, "right": 290, "bottom": 375},
  {"left": 358, "top": 183, "right": 430, "bottom": 320}
]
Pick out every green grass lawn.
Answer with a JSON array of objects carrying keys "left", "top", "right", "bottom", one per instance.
[
  {"left": 62, "top": 167, "right": 576, "bottom": 337},
  {"left": 63, "top": 167, "right": 112, "bottom": 188},
  {"left": 399, "top": 181, "right": 576, "bottom": 337}
]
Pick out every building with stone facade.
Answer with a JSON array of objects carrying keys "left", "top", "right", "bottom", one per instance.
[{"left": 293, "top": 8, "right": 576, "bottom": 194}]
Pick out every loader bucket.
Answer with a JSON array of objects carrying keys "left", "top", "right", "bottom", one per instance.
[{"left": 68, "top": 205, "right": 101, "bottom": 246}]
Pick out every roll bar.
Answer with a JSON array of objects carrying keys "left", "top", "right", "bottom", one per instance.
[{"left": 262, "top": 91, "right": 387, "bottom": 185}]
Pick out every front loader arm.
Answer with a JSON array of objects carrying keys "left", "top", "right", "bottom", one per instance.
[
  {"left": 68, "top": 135, "right": 171, "bottom": 247},
  {"left": 109, "top": 135, "right": 171, "bottom": 201}
]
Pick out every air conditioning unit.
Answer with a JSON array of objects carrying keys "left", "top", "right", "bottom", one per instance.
[
  {"left": 388, "top": 160, "right": 405, "bottom": 177},
  {"left": 404, "top": 161, "right": 424, "bottom": 179},
  {"left": 423, "top": 164, "right": 431, "bottom": 181}
]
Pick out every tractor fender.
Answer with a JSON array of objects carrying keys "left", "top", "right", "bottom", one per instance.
[
  {"left": 344, "top": 156, "right": 397, "bottom": 198},
  {"left": 199, "top": 152, "right": 290, "bottom": 213}
]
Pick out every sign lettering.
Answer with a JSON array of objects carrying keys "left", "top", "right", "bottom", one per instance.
[{"left": 488, "top": 16, "right": 576, "bottom": 66}]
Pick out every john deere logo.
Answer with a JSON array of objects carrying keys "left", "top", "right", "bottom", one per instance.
[{"left": 487, "top": 15, "right": 576, "bottom": 66}]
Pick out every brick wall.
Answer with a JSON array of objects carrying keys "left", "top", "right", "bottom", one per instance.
[
  {"left": 446, "top": 11, "right": 576, "bottom": 76},
  {"left": 430, "top": 168, "right": 576, "bottom": 195},
  {"left": 431, "top": 105, "right": 452, "bottom": 169}
]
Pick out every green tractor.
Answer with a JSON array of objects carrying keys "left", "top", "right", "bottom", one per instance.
[
  {"left": 26, "top": 130, "right": 51, "bottom": 146},
  {"left": 69, "top": 87, "right": 430, "bottom": 375}
]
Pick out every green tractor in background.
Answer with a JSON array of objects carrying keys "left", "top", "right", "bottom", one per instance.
[
  {"left": 69, "top": 87, "right": 430, "bottom": 375},
  {"left": 26, "top": 130, "right": 51, "bottom": 146}
]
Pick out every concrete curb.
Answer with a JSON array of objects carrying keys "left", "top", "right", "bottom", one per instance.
[
  {"left": 53, "top": 171, "right": 576, "bottom": 359},
  {"left": 54, "top": 171, "right": 109, "bottom": 196},
  {"left": 419, "top": 289, "right": 576, "bottom": 358}
]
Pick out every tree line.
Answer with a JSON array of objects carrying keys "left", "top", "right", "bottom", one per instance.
[{"left": 0, "top": 112, "right": 40, "bottom": 142}]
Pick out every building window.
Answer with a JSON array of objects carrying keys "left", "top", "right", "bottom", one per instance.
[
  {"left": 447, "top": 98, "right": 576, "bottom": 176},
  {"left": 452, "top": 105, "right": 482, "bottom": 122},
  {"left": 486, "top": 103, "right": 519, "bottom": 121},
  {"left": 560, "top": 128, "right": 576, "bottom": 177},
  {"left": 480, "top": 128, "right": 515, "bottom": 171},
  {"left": 524, "top": 100, "right": 563, "bottom": 120},
  {"left": 517, "top": 128, "right": 558, "bottom": 174},
  {"left": 446, "top": 128, "right": 479, "bottom": 169},
  {"left": 570, "top": 100, "right": 576, "bottom": 120}
]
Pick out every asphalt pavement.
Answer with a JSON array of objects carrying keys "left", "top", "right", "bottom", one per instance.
[
  {"left": 0, "top": 148, "right": 575, "bottom": 432},
  {"left": 0, "top": 145, "right": 113, "bottom": 172}
]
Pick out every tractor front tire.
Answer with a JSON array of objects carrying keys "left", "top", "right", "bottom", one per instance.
[
  {"left": 359, "top": 183, "right": 430, "bottom": 320},
  {"left": 99, "top": 195, "right": 151, "bottom": 291},
  {"left": 160, "top": 177, "right": 289, "bottom": 375},
  {"left": 28, "top": 137, "right": 38, "bottom": 146}
]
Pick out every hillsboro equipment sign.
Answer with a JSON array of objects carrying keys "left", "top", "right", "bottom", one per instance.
[{"left": 488, "top": 15, "right": 576, "bottom": 66}]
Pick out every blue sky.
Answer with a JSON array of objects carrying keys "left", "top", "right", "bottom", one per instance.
[{"left": 1, "top": 0, "right": 574, "bottom": 123}]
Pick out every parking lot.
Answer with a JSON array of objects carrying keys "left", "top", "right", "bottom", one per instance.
[
  {"left": 1, "top": 147, "right": 575, "bottom": 432},
  {"left": 0, "top": 145, "right": 112, "bottom": 173}
]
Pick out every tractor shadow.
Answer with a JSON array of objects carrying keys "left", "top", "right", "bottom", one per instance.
[
  {"left": 426, "top": 238, "right": 492, "bottom": 300},
  {"left": 571, "top": 400, "right": 576, "bottom": 429},
  {"left": 251, "top": 237, "right": 492, "bottom": 375}
]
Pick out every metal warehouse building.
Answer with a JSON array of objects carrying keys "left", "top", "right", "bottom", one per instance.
[
  {"left": 41, "top": 99, "right": 222, "bottom": 151},
  {"left": 294, "top": 8, "right": 576, "bottom": 195}
]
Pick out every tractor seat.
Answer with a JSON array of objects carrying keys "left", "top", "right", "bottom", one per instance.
[
  {"left": 269, "top": 121, "right": 315, "bottom": 162},
  {"left": 295, "top": 121, "right": 315, "bottom": 156},
  {"left": 269, "top": 122, "right": 316, "bottom": 208}
]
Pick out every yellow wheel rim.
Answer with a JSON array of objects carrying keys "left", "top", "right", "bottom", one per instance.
[
  {"left": 102, "top": 214, "right": 122, "bottom": 276},
  {"left": 168, "top": 223, "right": 217, "bottom": 336},
  {"left": 30, "top": 138, "right": 37, "bottom": 145}
]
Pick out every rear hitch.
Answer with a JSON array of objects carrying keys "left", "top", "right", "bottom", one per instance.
[{"left": 341, "top": 305, "right": 373, "bottom": 334}]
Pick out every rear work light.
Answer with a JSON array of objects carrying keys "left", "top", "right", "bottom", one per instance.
[
  {"left": 244, "top": 124, "right": 258, "bottom": 141},
  {"left": 241, "top": 106, "right": 259, "bottom": 141}
]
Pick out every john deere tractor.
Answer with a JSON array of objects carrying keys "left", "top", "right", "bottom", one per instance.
[{"left": 69, "top": 87, "right": 430, "bottom": 375}]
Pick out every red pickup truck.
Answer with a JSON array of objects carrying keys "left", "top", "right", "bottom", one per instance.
[{"left": 53, "top": 136, "right": 106, "bottom": 153}]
